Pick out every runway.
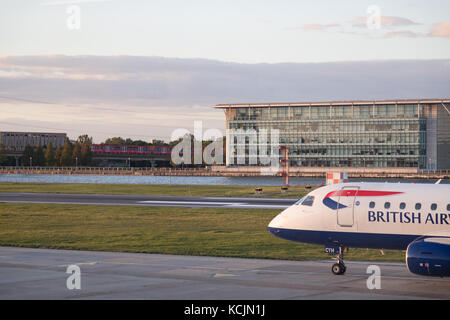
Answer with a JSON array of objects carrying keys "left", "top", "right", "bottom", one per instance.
[
  {"left": 0, "top": 192, "right": 295, "bottom": 209},
  {"left": 0, "top": 247, "right": 449, "bottom": 300}
]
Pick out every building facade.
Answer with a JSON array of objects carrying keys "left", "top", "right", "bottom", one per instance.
[
  {"left": 214, "top": 99, "right": 450, "bottom": 170},
  {"left": 0, "top": 132, "right": 67, "bottom": 152}
]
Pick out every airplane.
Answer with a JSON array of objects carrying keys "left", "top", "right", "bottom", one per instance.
[{"left": 267, "top": 182, "right": 450, "bottom": 276}]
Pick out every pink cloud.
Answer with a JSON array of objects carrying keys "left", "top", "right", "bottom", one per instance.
[
  {"left": 383, "top": 30, "right": 420, "bottom": 38},
  {"left": 350, "top": 16, "right": 420, "bottom": 28},
  {"left": 286, "top": 23, "right": 339, "bottom": 31},
  {"left": 300, "top": 23, "right": 339, "bottom": 31},
  {"left": 429, "top": 21, "right": 450, "bottom": 38},
  {"left": 291, "top": 16, "right": 421, "bottom": 38}
]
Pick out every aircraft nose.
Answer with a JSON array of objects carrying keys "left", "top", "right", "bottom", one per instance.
[
  {"left": 268, "top": 209, "right": 289, "bottom": 229},
  {"left": 267, "top": 212, "right": 286, "bottom": 238},
  {"left": 268, "top": 205, "right": 297, "bottom": 237},
  {"left": 268, "top": 214, "right": 281, "bottom": 229}
]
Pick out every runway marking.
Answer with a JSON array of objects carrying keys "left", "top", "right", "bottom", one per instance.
[
  {"left": 0, "top": 200, "right": 138, "bottom": 206},
  {"left": 57, "top": 261, "right": 97, "bottom": 267},
  {"left": 213, "top": 273, "right": 237, "bottom": 278},
  {"left": 225, "top": 203, "right": 288, "bottom": 209},
  {"left": 137, "top": 200, "right": 288, "bottom": 209},
  {"left": 174, "top": 264, "right": 450, "bottom": 283},
  {"left": 249, "top": 268, "right": 450, "bottom": 282},
  {"left": 0, "top": 200, "right": 286, "bottom": 209},
  {"left": 138, "top": 200, "right": 240, "bottom": 205}
]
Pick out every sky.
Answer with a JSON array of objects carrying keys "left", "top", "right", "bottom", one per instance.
[{"left": 0, "top": 0, "right": 449, "bottom": 142}]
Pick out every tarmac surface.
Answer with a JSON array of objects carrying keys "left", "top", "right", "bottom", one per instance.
[
  {"left": 0, "top": 192, "right": 294, "bottom": 209},
  {"left": 0, "top": 247, "right": 449, "bottom": 300}
]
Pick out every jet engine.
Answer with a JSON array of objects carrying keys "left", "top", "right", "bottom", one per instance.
[{"left": 406, "top": 237, "right": 450, "bottom": 277}]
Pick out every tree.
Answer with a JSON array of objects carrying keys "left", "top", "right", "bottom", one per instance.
[
  {"left": 22, "top": 145, "right": 34, "bottom": 166},
  {"left": 81, "top": 144, "right": 92, "bottom": 166},
  {"left": 60, "top": 140, "right": 73, "bottom": 166},
  {"left": 72, "top": 142, "right": 82, "bottom": 166},
  {"left": 45, "top": 142, "right": 55, "bottom": 166},
  {"left": 131, "top": 139, "right": 151, "bottom": 146},
  {"left": 103, "top": 137, "right": 126, "bottom": 145},
  {"left": 77, "top": 134, "right": 93, "bottom": 145},
  {"left": 34, "top": 145, "right": 46, "bottom": 166},
  {"left": 0, "top": 143, "right": 6, "bottom": 165},
  {"left": 54, "top": 145, "right": 62, "bottom": 166}
]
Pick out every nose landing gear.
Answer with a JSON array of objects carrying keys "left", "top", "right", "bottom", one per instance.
[
  {"left": 331, "top": 261, "right": 346, "bottom": 275},
  {"left": 330, "top": 246, "right": 347, "bottom": 275}
]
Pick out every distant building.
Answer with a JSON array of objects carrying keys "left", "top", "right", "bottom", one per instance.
[
  {"left": 213, "top": 99, "right": 450, "bottom": 170},
  {"left": 0, "top": 131, "right": 67, "bottom": 152},
  {"left": 149, "top": 139, "right": 166, "bottom": 145}
]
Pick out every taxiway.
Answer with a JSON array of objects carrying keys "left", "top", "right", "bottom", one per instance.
[{"left": 0, "top": 247, "right": 448, "bottom": 299}]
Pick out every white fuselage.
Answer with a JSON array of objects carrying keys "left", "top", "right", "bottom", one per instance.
[{"left": 268, "top": 182, "right": 450, "bottom": 250}]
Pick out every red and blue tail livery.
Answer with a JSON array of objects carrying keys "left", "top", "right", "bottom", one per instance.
[{"left": 322, "top": 189, "right": 404, "bottom": 210}]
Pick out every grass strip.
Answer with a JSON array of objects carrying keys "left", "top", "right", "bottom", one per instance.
[{"left": 0, "top": 203, "right": 404, "bottom": 262}]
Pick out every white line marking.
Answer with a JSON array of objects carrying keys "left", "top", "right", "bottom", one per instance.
[
  {"left": 58, "top": 261, "right": 97, "bottom": 267},
  {"left": 138, "top": 200, "right": 239, "bottom": 206}
]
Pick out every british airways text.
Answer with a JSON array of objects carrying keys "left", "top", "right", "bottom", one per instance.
[{"left": 368, "top": 211, "right": 450, "bottom": 225}]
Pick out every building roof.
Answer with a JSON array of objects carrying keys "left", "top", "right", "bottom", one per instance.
[
  {"left": 0, "top": 131, "right": 66, "bottom": 135},
  {"left": 212, "top": 98, "right": 450, "bottom": 109}
]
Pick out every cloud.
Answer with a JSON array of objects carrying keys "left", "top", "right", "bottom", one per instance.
[
  {"left": 350, "top": 16, "right": 420, "bottom": 28},
  {"left": 291, "top": 15, "right": 423, "bottom": 39},
  {"left": 0, "top": 56, "right": 449, "bottom": 141},
  {"left": 291, "top": 23, "right": 339, "bottom": 31},
  {"left": 429, "top": 21, "right": 450, "bottom": 38},
  {"left": 1, "top": 55, "right": 449, "bottom": 105},
  {"left": 382, "top": 30, "right": 420, "bottom": 38}
]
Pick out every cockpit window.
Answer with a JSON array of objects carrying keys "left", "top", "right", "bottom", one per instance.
[
  {"left": 301, "top": 196, "right": 315, "bottom": 206},
  {"left": 295, "top": 197, "right": 306, "bottom": 205}
]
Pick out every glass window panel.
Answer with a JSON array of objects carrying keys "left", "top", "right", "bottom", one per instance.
[
  {"left": 270, "top": 107, "right": 277, "bottom": 119},
  {"left": 355, "top": 105, "right": 371, "bottom": 118},
  {"left": 318, "top": 106, "right": 329, "bottom": 119},
  {"left": 310, "top": 107, "right": 319, "bottom": 119},
  {"left": 343, "top": 106, "right": 352, "bottom": 117},
  {"left": 333, "top": 106, "right": 345, "bottom": 118}
]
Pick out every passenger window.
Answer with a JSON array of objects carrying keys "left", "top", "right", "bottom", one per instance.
[
  {"left": 399, "top": 202, "right": 406, "bottom": 210},
  {"left": 431, "top": 203, "right": 437, "bottom": 211},
  {"left": 369, "top": 201, "right": 375, "bottom": 208},
  {"left": 301, "top": 196, "right": 315, "bottom": 206},
  {"left": 415, "top": 203, "right": 421, "bottom": 210},
  {"left": 384, "top": 202, "right": 390, "bottom": 209}
]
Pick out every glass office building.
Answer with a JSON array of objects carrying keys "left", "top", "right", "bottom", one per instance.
[{"left": 214, "top": 99, "right": 450, "bottom": 169}]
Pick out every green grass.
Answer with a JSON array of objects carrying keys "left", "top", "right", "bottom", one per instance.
[
  {"left": 0, "top": 182, "right": 314, "bottom": 198},
  {"left": 0, "top": 203, "right": 405, "bottom": 262}
]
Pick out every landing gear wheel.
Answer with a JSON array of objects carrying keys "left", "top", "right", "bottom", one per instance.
[
  {"left": 331, "top": 263, "right": 346, "bottom": 275},
  {"left": 331, "top": 246, "right": 347, "bottom": 275}
]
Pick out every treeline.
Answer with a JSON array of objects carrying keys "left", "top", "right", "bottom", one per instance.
[
  {"left": 21, "top": 136, "right": 93, "bottom": 167},
  {"left": 0, "top": 143, "right": 6, "bottom": 165},
  {"left": 0, "top": 134, "right": 227, "bottom": 167}
]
